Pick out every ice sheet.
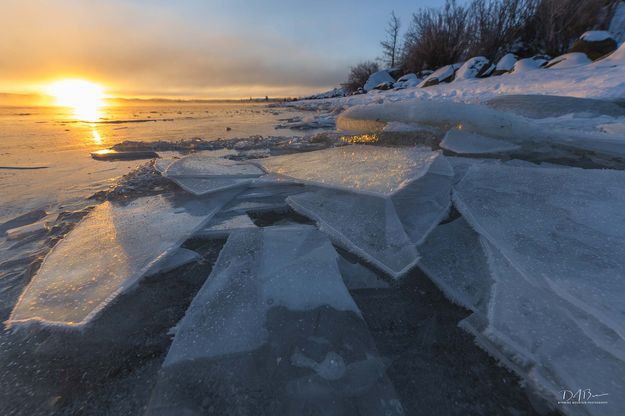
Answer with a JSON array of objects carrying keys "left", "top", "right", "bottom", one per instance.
[
  {"left": 259, "top": 145, "right": 442, "bottom": 197},
  {"left": 454, "top": 164, "right": 625, "bottom": 339},
  {"left": 440, "top": 128, "right": 521, "bottom": 154},
  {"left": 195, "top": 212, "right": 257, "bottom": 238},
  {"left": 164, "top": 154, "right": 264, "bottom": 178},
  {"left": 8, "top": 192, "right": 236, "bottom": 328},
  {"left": 167, "top": 176, "right": 253, "bottom": 196},
  {"left": 482, "top": 241, "right": 625, "bottom": 416},
  {"left": 164, "top": 226, "right": 358, "bottom": 363},
  {"left": 419, "top": 217, "right": 492, "bottom": 314},
  {"left": 145, "top": 248, "right": 200, "bottom": 276},
  {"left": 269, "top": 147, "right": 452, "bottom": 278},
  {"left": 338, "top": 101, "right": 625, "bottom": 158},
  {"left": 288, "top": 189, "right": 420, "bottom": 278},
  {"left": 146, "top": 227, "right": 403, "bottom": 415}
]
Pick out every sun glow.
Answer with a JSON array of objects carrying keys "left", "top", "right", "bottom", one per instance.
[{"left": 46, "top": 79, "right": 106, "bottom": 122}]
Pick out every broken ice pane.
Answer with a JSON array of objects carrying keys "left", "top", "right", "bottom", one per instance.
[
  {"left": 259, "top": 145, "right": 442, "bottom": 197},
  {"left": 419, "top": 217, "right": 493, "bottom": 314},
  {"left": 147, "top": 227, "right": 403, "bottom": 416},
  {"left": 167, "top": 176, "right": 253, "bottom": 196},
  {"left": 454, "top": 164, "right": 625, "bottom": 339},
  {"left": 164, "top": 154, "right": 264, "bottom": 178},
  {"left": 440, "top": 128, "right": 521, "bottom": 154},
  {"left": 482, "top": 240, "right": 625, "bottom": 415},
  {"left": 263, "top": 146, "right": 453, "bottom": 278},
  {"left": 8, "top": 192, "right": 236, "bottom": 328},
  {"left": 288, "top": 189, "right": 420, "bottom": 278}
]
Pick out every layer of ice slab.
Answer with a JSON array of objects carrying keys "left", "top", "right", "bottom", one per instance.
[
  {"left": 485, "top": 95, "right": 625, "bottom": 119},
  {"left": 276, "top": 147, "right": 453, "bottom": 278},
  {"left": 454, "top": 164, "right": 625, "bottom": 339},
  {"left": 419, "top": 217, "right": 492, "bottom": 314},
  {"left": 8, "top": 192, "right": 236, "bottom": 328},
  {"left": 145, "top": 248, "right": 200, "bottom": 276},
  {"left": 164, "top": 154, "right": 264, "bottom": 178},
  {"left": 259, "top": 145, "right": 442, "bottom": 197},
  {"left": 147, "top": 227, "right": 403, "bottom": 416},
  {"left": 167, "top": 176, "right": 253, "bottom": 196},
  {"left": 337, "top": 101, "right": 625, "bottom": 158},
  {"left": 482, "top": 241, "right": 625, "bottom": 416},
  {"left": 195, "top": 212, "right": 257, "bottom": 238},
  {"left": 289, "top": 189, "right": 420, "bottom": 278},
  {"left": 441, "top": 129, "right": 521, "bottom": 154}
]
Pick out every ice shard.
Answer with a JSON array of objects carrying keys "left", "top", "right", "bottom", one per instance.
[
  {"left": 8, "top": 192, "right": 237, "bottom": 328},
  {"left": 147, "top": 227, "right": 403, "bottom": 416},
  {"left": 479, "top": 241, "right": 625, "bottom": 416},
  {"left": 440, "top": 128, "right": 521, "bottom": 155},
  {"left": 454, "top": 164, "right": 625, "bottom": 339},
  {"left": 163, "top": 155, "right": 265, "bottom": 195},
  {"left": 419, "top": 217, "right": 493, "bottom": 314},
  {"left": 259, "top": 146, "right": 453, "bottom": 278}
]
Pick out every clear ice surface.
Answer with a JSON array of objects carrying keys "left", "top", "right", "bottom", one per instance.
[
  {"left": 8, "top": 192, "right": 236, "bottom": 328},
  {"left": 440, "top": 128, "right": 521, "bottom": 154},
  {"left": 454, "top": 164, "right": 625, "bottom": 339},
  {"left": 148, "top": 226, "right": 404, "bottom": 416},
  {"left": 419, "top": 217, "right": 493, "bottom": 314}
]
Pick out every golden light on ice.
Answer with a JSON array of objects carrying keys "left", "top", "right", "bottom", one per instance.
[{"left": 47, "top": 79, "right": 106, "bottom": 122}]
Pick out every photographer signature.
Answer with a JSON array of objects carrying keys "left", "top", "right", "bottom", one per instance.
[{"left": 559, "top": 389, "right": 608, "bottom": 402}]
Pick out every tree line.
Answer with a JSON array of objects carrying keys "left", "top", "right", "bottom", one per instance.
[{"left": 345, "top": 0, "right": 618, "bottom": 92}]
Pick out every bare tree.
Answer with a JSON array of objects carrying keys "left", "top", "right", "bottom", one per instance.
[
  {"left": 528, "top": 0, "right": 608, "bottom": 56},
  {"left": 380, "top": 11, "right": 402, "bottom": 68},
  {"left": 467, "top": 0, "right": 538, "bottom": 60},
  {"left": 343, "top": 61, "right": 379, "bottom": 93},
  {"left": 401, "top": 0, "right": 471, "bottom": 73}
]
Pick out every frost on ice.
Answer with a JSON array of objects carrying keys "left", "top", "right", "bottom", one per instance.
[
  {"left": 147, "top": 226, "right": 403, "bottom": 416},
  {"left": 260, "top": 146, "right": 453, "bottom": 277},
  {"left": 8, "top": 192, "right": 236, "bottom": 328},
  {"left": 163, "top": 154, "right": 264, "bottom": 196}
]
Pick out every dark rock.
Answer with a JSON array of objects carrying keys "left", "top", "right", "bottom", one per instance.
[{"left": 570, "top": 32, "right": 618, "bottom": 60}]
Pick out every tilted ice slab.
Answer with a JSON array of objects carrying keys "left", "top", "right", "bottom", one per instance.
[
  {"left": 419, "top": 217, "right": 493, "bottom": 314},
  {"left": 337, "top": 101, "right": 625, "bottom": 159},
  {"left": 148, "top": 227, "right": 404, "bottom": 416},
  {"left": 259, "top": 145, "right": 443, "bottom": 197},
  {"left": 454, "top": 164, "right": 625, "bottom": 340},
  {"left": 440, "top": 128, "right": 521, "bottom": 155},
  {"left": 479, "top": 241, "right": 625, "bottom": 416},
  {"left": 485, "top": 95, "right": 625, "bottom": 119},
  {"left": 164, "top": 154, "right": 264, "bottom": 178},
  {"left": 163, "top": 155, "right": 265, "bottom": 195},
  {"left": 259, "top": 146, "right": 453, "bottom": 277},
  {"left": 8, "top": 192, "right": 236, "bottom": 328}
]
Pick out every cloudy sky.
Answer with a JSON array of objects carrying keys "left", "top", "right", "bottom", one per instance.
[{"left": 1, "top": 0, "right": 447, "bottom": 99}]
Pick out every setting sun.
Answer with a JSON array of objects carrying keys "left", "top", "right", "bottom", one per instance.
[{"left": 46, "top": 79, "right": 105, "bottom": 121}]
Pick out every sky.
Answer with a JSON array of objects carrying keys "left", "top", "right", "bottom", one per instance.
[{"left": 0, "top": 0, "right": 448, "bottom": 99}]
